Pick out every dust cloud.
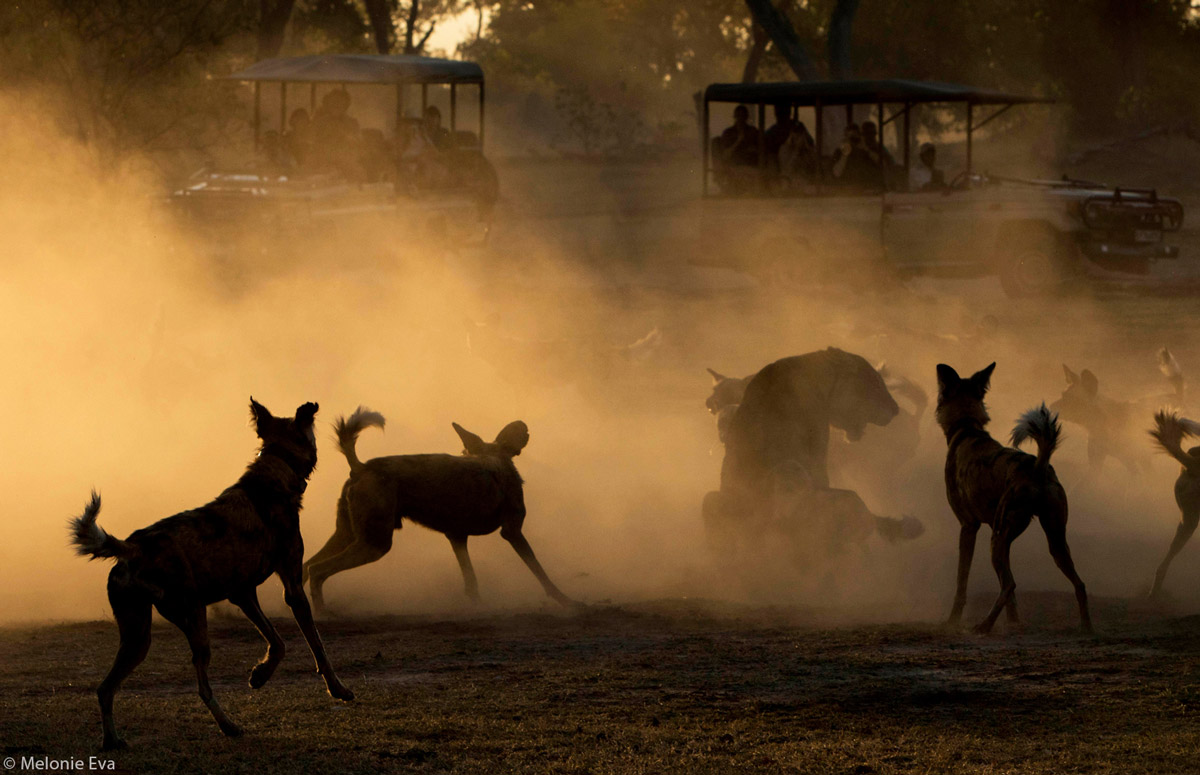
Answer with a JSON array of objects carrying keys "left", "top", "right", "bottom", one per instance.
[{"left": 1, "top": 87, "right": 1197, "bottom": 629}]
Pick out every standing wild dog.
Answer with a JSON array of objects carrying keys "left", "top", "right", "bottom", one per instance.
[
  {"left": 304, "top": 408, "right": 575, "bottom": 611},
  {"left": 69, "top": 400, "right": 354, "bottom": 751},
  {"left": 937, "top": 364, "right": 1092, "bottom": 634},
  {"left": 1148, "top": 411, "right": 1200, "bottom": 597}
]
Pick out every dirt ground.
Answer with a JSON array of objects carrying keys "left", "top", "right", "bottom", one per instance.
[{"left": 3, "top": 595, "right": 1199, "bottom": 774}]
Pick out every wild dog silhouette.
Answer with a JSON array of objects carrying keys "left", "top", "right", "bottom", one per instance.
[
  {"left": 1148, "top": 411, "right": 1200, "bottom": 597},
  {"left": 937, "top": 363, "right": 1091, "bottom": 634},
  {"left": 304, "top": 408, "right": 575, "bottom": 610},
  {"left": 70, "top": 399, "right": 353, "bottom": 750}
]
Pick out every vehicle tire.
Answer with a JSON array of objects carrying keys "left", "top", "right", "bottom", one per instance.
[{"left": 997, "top": 227, "right": 1070, "bottom": 298}]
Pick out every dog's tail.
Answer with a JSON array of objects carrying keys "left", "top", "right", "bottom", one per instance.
[
  {"left": 1159, "top": 347, "right": 1186, "bottom": 402},
  {"left": 1150, "top": 410, "right": 1200, "bottom": 474},
  {"left": 875, "top": 515, "right": 925, "bottom": 544},
  {"left": 334, "top": 406, "right": 386, "bottom": 474},
  {"left": 68, "top": 491, "right": 134, "bottom": 561},
  {"left": 1010, "top": 403, "right": 1062, "bottom": 473}
]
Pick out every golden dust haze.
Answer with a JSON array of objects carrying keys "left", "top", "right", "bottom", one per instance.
[{"left": 2, "top": 89, "right": 1198, "bottom": 627}]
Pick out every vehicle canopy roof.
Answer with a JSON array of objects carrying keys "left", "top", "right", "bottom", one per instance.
[
  {"left": 225, "top": 54, "right": 484, "bottom": 85},
  {"left": 704, "top": 79, "right": 1051, "bottom": 107}
]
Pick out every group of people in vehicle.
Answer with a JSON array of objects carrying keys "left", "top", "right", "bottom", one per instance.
[
  {"left": 712, "top": 103, "right": 945, "bottom": 195},
  {"left": 259, "top": 89, "right": 467, "bottom": 188}
]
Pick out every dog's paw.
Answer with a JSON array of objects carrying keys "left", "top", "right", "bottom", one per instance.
[
  {"left": 219, "top": 721, "right": 245, "bottom": 738},
  {"left": 971, "top": 621, "right": 995, "bottom": 636},
  {"left": 249, "top": 662, "right": 276, "bottom": 689},
  {"left": 327, "top": 681, "right": 355, "bottom": 702},
  {"left": 100, "top": 735, "right": 128, "bottom": 752}
]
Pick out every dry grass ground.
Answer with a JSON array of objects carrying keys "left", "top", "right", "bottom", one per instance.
[{"left": 3, "top": 595, "right": 1199, "bottom": 774}]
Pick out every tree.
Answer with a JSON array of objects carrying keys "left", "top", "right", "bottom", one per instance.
[
  {"left": 361, "top": 0, "right": 464, "bottom": 55},
  {"left": 743, "top": 0, "right": 817, "bottom": 80},
  {"left": 257, "top": 0, "right": 297, "bottom": 58}
]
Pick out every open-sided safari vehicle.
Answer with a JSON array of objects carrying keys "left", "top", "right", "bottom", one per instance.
[
  {"left": 699, "top": 79, "right": 1184, "bottom": 296},
  {"left": 172, "top": 54, "right": 498, "bottom": 257}
]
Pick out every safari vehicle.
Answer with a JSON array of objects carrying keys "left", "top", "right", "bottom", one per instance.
[
  {"left": 697, "top": 80, "right": 1184, "bottom": 296},
  {"left": 172, "top": 54, "right": 497, "bottom": 255}
]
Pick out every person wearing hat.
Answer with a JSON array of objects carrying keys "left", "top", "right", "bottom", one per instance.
[{"left": 909, "top": 142, "right": 946, "bottom": 191}]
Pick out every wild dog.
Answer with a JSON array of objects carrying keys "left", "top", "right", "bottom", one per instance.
[
  {"left": 937, "top": 364, "right": 1091, "bottom": 634},
  {"left": 1053, "top": 348, "right": 1186, "bottom": 475},
  {"left": 1148, "top": 411, "right": 1200, "bottom": 597},
  {"left": 69, "top": 400, "right": 353, "bottom": 751},
  {"left": 304, "top": 408, "right": 574, "bottom": 611}
]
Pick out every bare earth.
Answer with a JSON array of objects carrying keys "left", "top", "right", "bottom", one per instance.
[{"left": 3, "top": 596, "right": 1199, "bottom": 774}]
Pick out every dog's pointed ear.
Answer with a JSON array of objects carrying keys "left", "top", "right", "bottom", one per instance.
[
  {"left": 295, "top": 402, "right": 319, "bottom": 426},
  {"left": 707, "top": 368, "right": 727, "bottom": 385},
  {"left": 936, "top": 364, "right": 960, "bottom": 391},
  {"left": 1081, "top": 369, "right": 1099, "bottom": 398},
  {"left": 249, "top": 397, "right": 272, "bottom": 435},
  {"left": 493, "top": 421, "right": 530, "bottom": 456},
  {"left": 1063, "top": 364, "right": 1079, "bottom": 385},
  {"left": 452, "top": 422, "right": 487, "bottom": 455},
  {"left": 969, "top": 363, "right": 996, "bottom": 393}
]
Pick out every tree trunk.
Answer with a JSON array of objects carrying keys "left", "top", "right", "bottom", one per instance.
[
  {"left": 827, "top": 0, "right": 861, "bottom": 80},
  {"left": 404, "top": 0, "right": 421, "bottom": 54},
  {"left": 256, "top": 0, "right": 296, "bottom": 59},
  {"left": 743, "top": 0, "right": 817, "bottom": 81},
  {"left": 363, "top": 0, "right": 394, "bottom": 54},
  {"left": 741, "top": 23, "right": 769, "bottom": 83}
]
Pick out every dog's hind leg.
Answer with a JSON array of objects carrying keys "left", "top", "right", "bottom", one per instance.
[
  {"left": 305, "top": 536, "right": 392, "bottom": 612},
  {"left": 946, "top": 523, "right": 979, "bottom": 625},
  {"left": 1040, "top": 514, "right": 1092, "bottom": 633},
  {"left": 230, "top": 590, "right": 286, "bottom": 688},
  {"left": 500, "top": 525, "right": 576, "bottom": 607},
  {"left": 448, "top": 534, "right": 480, "bottom": 601},
  {"left": 302, "top": 498, "right": 356, "bottom": 585},
  {"left": 97, "top": 584, "right": 152, "bottom": 751},
  {"left": 161, "top": 604, "right": 244, "bottom": 737},
  {"left": 1151, "top": 507, "right": 1198, "bottom": 598}
]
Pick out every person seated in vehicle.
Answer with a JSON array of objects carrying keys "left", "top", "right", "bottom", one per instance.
[
  {"left": 908, "top": 142, "right": 946, "bottom": 191},
  {"left": 831, "top": 123, "right": 882, "bottom": 190},
  {"left": 310, "top": 89, "right": 361, "bottom": 177},
  {"left": 717, "top": 105, "right": 761, "bottom": 167},
  {"left": 283, "top": 108, "right": 313, "bottom": 169},
  {"left": 764, "top": 103, "right": 793, "bottom": 169},
  {"left": 777, "top": 120, "right": 818, "bottom": 192},
  {"left": 420, "top": 105, "right": 454, "bottom": 151},
  {"left": 713, "top": 105, "right": 762, "bottom": 193},
  {"left": 860, "top": 121, "right": 894, "bottom": 168}
]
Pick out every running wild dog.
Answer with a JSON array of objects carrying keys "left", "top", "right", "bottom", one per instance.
[
  {"left": 69, "top": 400, "right": 353, "bottom": 751},
  {"left": 937, "top": 364, "right": 1092, "bottom": 634},
  {"left": 304, "top": 408, "right": 575, "bottom": 611},
  {"left": 1148, "top": 411, "right": 1200, "bottom": 597},
  {"left": 1053, "top": 347, "right": 1186, "bottom": 475}
]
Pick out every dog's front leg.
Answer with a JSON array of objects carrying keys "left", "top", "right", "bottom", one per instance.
[
  {"left": 280, "top": 573, "right": 356, "bottom": 701},
  {"left": 230, "top": 590, "right": 286, "bottom": 688},
  {"left": 975, "top": 528, "right": 1021, "bottom": 634},
  {"left": 946, "top": 522, "right": 979, "bottom": 625},
  {"left": 500, "top": 525, "right": 577, "bottom": 607}
]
